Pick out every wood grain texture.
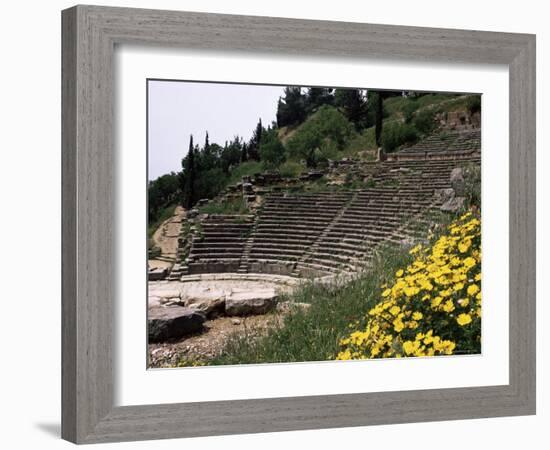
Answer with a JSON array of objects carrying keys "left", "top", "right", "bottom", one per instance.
[{"left": 61, "top": 5, "right": 536, "bottom": 444}]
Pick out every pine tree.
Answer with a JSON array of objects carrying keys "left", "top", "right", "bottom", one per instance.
[
  {"left": 247, "top": 118, "right": 263, "bottom": 161},
  {"left": 276, "top": 87, "right": 306, "bottom": 127},
  {"left": 306, "top": 87, "right": 333, "bottom": 112},
  {"left": 182, "top": 134, "right": 195, "bottom": 209},
  {"left": 374, "top": 93, "right": 383, "bottom": 146},
  {"left": 334, "top": 88, "right": 367, "bottom": 130},
  {"left": 241, "top": 142, "right": 248, "bottom": 162}
]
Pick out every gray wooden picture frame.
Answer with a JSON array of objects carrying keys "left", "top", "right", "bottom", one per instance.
[{"left": 61, "top": 5, "right": 536, "bottom": 444}]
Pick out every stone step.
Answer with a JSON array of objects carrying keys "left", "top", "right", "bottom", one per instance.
[
  {"left": 189, "top": 252, "right": 244, "bottom": 259},
  {"left": 249, "top": 247, "right": 304, "bottom": 256}
]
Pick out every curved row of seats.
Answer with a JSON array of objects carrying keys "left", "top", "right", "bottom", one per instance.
[
  {"left": 397, "top": 129, "right": 480, "bottom": 156},
  {"left": 186, "top": 215, "right": 254, "bottom": 274},
  {"left": 182, "top": 153, "right": 480, "bottom": 278}
]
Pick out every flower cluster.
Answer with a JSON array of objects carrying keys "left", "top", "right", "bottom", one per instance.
[{"left": 336, "top": 212, "right": 481, "bottom": 360}]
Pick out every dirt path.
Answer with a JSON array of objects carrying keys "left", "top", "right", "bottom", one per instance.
[
  {"left": 148, "top": 313, "right": 284, "bottom": 368},
  {"left": 149, "top": 206, "right": 185, "bottom": 270}
]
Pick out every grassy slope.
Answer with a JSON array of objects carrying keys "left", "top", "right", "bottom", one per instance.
[
  {"left": 199, "top": 197, "right": 250, "bottom": 215},
  {"left": 147, "top": 203, "right": 177, "bottom": 241},
  {"left": 210, "top": 245, "right": 413, "bottom": 365},
  {"left": 276, "top": 94, "right": 474, "bottom": 164},
  {"left": 206, "top": 94, "right": 478, "bottom": 206}
]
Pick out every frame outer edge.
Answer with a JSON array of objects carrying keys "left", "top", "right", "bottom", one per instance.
[
  {"left": 63, "top": 5, "right": 117, "bottom": 443},
  {"left": 509, "top": 35, "right": 536, "bottom": 413},
  {"left": 61, "top": 5, "right": 78, "bottom": 443},
  {"left": 62, "top": 5, "right": 537, "bottom": 443}
]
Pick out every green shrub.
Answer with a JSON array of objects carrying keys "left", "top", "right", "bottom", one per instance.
[
  {"left": 412, "top": 108, "right": 436, "bottom": 134},
  {"left": 402, "top": 100, "right": 419, "bottom": 123},
  {"left": 278, "top": 160, "right": 304, "bottom": 178},
  {"left": 226, "top": 161, "right": 263, "bottom": 186},
  {"left": 199, "top": 197, "right": 249, "bottom": 215},
  {"left": 259, "top": 128, "right": 286, "bottom": 170},
  {"left": 466, "top": 95, "right": 481, "bottom": 114},
  {"left": 147, "top": 203, "right": 176, "bottom": 240},
  {"left": 381, "top": 122, "right": 418, "bottom": 152},
  {"left": 286, "top": 105, "right": 354, "bottom": 167}
]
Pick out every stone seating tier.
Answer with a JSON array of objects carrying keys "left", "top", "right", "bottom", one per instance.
[{"left": 180, "top": 154, "right": 481, "bottom": 278}]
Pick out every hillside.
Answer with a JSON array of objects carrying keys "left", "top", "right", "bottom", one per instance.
[{"left": 148, "top": 90, "right": 481, "bottom": 230}]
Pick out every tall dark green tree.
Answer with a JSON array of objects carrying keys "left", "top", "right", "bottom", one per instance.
[
  {"left": 199, "top": 130, "right": 218, "bottom": 171},
  {"left": 259, "top": 126, "right": 286, "bottom": 169},
  {"left": 241, "top": 142, "right": 248, "bottom": 163},
  {"left": 306, "top": 87, "right": 333, "bottom": 113},
  {"left": 148, "top": 172, "right": 180, "bottom": 222},
  {"left": 334, "top": 88, "right": 367, "bottom": 130},
  {"left": 276, "top": 87, "right": 307, "bottom": 127},
  {"left": 374, "top": 92, "right": 384, "bottom": 147},
  {"left": 220, "top": 136, "right": 243, "bottom": 174},
  {"left": 182, "top": 134, "right": 195, "bottom": 209},
  {"left": 247, "top": 118, "right": 263, "bottom": 161},
  {"left": 371, "top": 90, "right": 403, "bottom": 146}
]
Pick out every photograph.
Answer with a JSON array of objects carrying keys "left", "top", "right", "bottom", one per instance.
[{"left": 146, "top": 81, "right": 482, "bottom": 368}]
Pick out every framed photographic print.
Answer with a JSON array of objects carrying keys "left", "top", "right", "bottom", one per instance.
[{"left": 62, "top": 5, "right": 536, "bottom": 444}]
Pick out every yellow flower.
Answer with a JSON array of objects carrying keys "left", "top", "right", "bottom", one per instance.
[
  {"left": 453, "top": 282, "right": 465, "bottom": 292},
  {"left": 442, "top": 299, "right": 455, "bottom": 313},
  {"left": 336, "top": 211, "right": 481, "bottom": 361},
  {"left": 393, "top": 318, "right": 405, "bottom": 333},
  {"left": 403, "top": 340, "right": 420, "bottom": 356},
  {"left": 467, "top": 284, "right": 480, "bottom": 296},
  {"left": 458, "top": 240, "right": 471, "bottom": 253},
  {"left": 389, "top": 305, "right": 401, "bottom": 316},
  {"left": 457, "top": 313, "right": 473, "bottom": 326},
  {"left": 404, "top": 286, "right": 419, "bottom": 297},
  {"left": 463, "top": 257, "right": 476, "bottom": 269},
  {"left": 409, "top": 245, "right": 422, "bottom": 255},
  {"left": 431, "top": 296, "right": 443, "bottom": 308}
]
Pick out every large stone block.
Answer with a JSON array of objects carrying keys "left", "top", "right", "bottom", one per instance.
[
  {"left": 225, "top": 289, "right": 278, "bottom": 316},
  {"left": 440, "top": 196, "right": 465, "bottom": 213},
  {"left": 450, "top": 167, "right": 466, "bottom": 196},
  {"left": 148, "top": 307, "right": 206, "bottom": 342}
]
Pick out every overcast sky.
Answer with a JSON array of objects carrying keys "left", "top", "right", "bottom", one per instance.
[{"left": 148, "top": 80, "right": 286, "bottom": 180}]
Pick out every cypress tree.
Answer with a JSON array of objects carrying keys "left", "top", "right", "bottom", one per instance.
[
  {"left": 334, "top": 88, "right": 367, "bottom": 130},
  {"left": 241, "top": 142, "right": 248, "bottom": 162},
  {"left": 276, "top": 87, "right": 306, "bottom": 127},
  {"left": 248, "top": 118, "right": 263, "bottom": 161},
  {"left": 182, "top": 134, "right": 195, "bottom": 209},
  {"left": 374, "top": 93, "right": 383, "bottom": 147}
]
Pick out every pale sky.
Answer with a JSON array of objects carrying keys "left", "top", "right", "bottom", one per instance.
[{"left": 148, "top": 80, "right": 286, "bottom": 180}]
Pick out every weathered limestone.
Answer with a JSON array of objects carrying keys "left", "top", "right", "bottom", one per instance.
[
  {"left": 441, "top": 196, "right": 465, "bottom": 213},
  {"left": 148, "top": 278, "right": 293, "bottom": 328},
  {"left": 225, "top": 289, "right": 278, "bottom": 316},
  {"left": 148, "top": 267, "right": 167, "bottom": 281},
  {"left": 148, "top": 307, "right": 206, "bottom": 342},
  {"left": 450, "top": 167, "right": 466, "bottom": 196}
]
